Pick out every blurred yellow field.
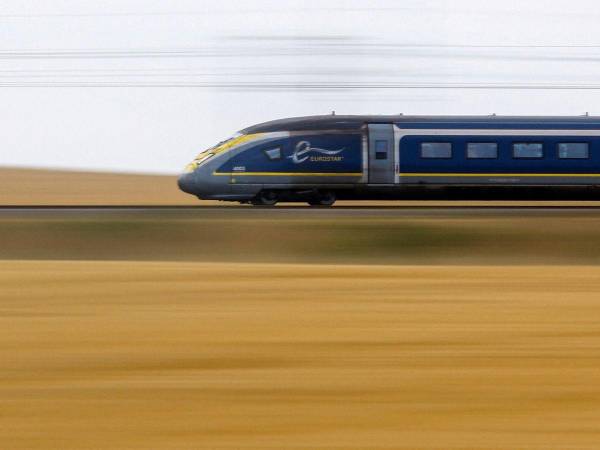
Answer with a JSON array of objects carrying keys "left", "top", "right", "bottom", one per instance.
[
  {"left": 0, "top": 168, "right": 200, "bottom": 205},
  {"left": 2, "top": 261, "right": 600, "bottom": 449}
]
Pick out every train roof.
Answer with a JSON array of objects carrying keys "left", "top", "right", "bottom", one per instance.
[{"left": 241, "top": 115, "right": 600, "bottom": 133}]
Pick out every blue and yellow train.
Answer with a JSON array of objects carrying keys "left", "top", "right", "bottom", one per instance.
[{"left": 178, "top": 115, "right": 600, "bottom": 205}]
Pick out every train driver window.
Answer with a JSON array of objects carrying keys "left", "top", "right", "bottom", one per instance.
[
  {"left": 375, "top": 140, "right": 388, "bottom": 160},
  {"left": 513, "top": 143, "right": 543, "bottom": 159},
  {"left": 421, "top": 142, "right": 452, "bottom": 159},
  {"left": 558, "top": 143, "right": 589, "bottom": 159},
  {"left": 264, "top": 147, "right": 282, "bottom": 161}
]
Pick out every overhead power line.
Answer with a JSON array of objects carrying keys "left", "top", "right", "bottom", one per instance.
[
  {"left": 0, "top": 49, "right": 218, "bottom": 59},
  {"left": 0, "top": 11, "right": 213, "bottom": 18},
  {"left": 1, "top": 45, "right": 600, "bottom": 59},
  {"left": 3, "top": 81, "right": 600, "bottom": 90}
]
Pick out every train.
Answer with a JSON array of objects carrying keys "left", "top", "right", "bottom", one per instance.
[{"left": 178, "top": 114, "right": 600, "bottom": 205}]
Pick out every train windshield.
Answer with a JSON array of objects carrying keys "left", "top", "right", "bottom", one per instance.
[{"left": 196, "top": 133, "right": 243, "bottom": 158}]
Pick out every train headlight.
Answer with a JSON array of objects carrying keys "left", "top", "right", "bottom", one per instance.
[{"left": 184, "top": 162, "right": 198, "bottom": 173}]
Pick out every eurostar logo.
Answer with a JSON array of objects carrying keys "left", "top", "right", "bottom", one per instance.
[{"left": 288, "top": 141, "right": 345, "bottom": 164}]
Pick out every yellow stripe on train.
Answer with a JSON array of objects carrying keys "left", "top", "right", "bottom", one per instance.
[
  {"left": 400, "top": 173, "right": 600, "bottom": 177},
  {"left": 213, "top": 172, "right": 363, "bottom": 177}
]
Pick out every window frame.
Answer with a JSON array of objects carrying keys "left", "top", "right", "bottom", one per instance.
[
  {"left": 512, "top": 142, "right": 545, "bottom": 160},
  {"left": 466, "top": 142, "right": 499, "bottom": 160},
  {"left": 420, "top": 142, "right": 453, "bottom": 159},
  {"left": 557, "top": 142, "right": 590, "bottom": 160}
]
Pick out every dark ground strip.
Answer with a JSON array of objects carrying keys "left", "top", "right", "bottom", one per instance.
[{"left": 2, "top": 207, "right": 600, "bottom": 264}]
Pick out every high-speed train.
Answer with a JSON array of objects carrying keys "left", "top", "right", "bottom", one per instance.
[{"left": 178, "top": 114, "right": 600, "bottom": 205}]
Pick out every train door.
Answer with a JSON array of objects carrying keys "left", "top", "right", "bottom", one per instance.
[{"left": 368, "top": 124, "right": 396, "bottom": 184}]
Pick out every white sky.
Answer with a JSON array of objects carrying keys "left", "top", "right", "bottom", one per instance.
[{"left": 2, "top": 0, "right": 600, "bottom": 174}]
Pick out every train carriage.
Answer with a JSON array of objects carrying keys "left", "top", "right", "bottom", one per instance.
[{"left": 178, "top": 115, "right": 600, "bottom": 205}]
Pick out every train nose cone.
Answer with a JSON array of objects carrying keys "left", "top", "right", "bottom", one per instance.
[{"left": 178, "top": 173, "right": 197, "bottom": 195}]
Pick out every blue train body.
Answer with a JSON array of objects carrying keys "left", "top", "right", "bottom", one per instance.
[
  {"left": 217, "top": 133, "right": 363, "bottom": 176},
  {"left": 400, "top": 135, "right": 599, "bottom": 176},
  {"left": 178, "top": 115, "right": 600, "bottom": 205}
]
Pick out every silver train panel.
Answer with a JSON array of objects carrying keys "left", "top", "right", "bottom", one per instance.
[{"left": 367, "top": 124, "right": 395, "bottom": 184}]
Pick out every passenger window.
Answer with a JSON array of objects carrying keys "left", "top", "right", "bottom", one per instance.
[
  {"left": 264, "top": 147, "right": 282, "bottom": 161},
  {"left": 513, "top": 143, "right": 543, "bottom": 159},
  {"left": 375, "top": 140, "right": 388, "bottom": 151},
  {"left": 421, "top": 143, "right": 452, "bottom": 159},
  {"left": 467, "top": 143, "right": 498, "bottom": 159},
  {"left": 558, "top": 143, "right": 589, "bottom": 159},
  {"left": 375, "top": 140, "right": 388, "bottom": 160}
]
